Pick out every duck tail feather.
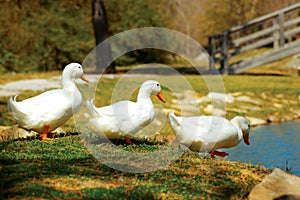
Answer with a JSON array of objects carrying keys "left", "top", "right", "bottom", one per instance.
[
  {"left": 168, "top": 110, "right": 181, "bottom": 127},
  {"left": 8, "top": 95, "right": 27, "bottom": 120},
  {"left": 86, "top": 98, "right": 97, "bottom": 116},
  {"left": 7, "top": 95, "right": 18, "bottom": 112}
]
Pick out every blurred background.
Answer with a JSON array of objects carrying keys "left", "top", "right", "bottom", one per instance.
[{"left": 1, "top": 0, "right": 299, "bottom": 73}]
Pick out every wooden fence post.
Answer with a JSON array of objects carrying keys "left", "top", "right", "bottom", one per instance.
[
  {"left": 273, "top": 16, "right": 280, "bottom": 49},
  {"left": 279, "top": 12, "right": 285, "bottom": 47},
  {"left": 221, "top": 31, "right": 230, "bottom": 74},
  {"left": 273, "top": 12, "right": 285, "bottom": 49},
  {"left": 208, "top": 36, "right": 215, "bottom": 72}
]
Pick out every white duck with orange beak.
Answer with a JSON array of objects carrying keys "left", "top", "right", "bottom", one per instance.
[
  {"left": 87, "top": 80, "right": 166, "bottom": 143},
  {"left": 8, "top": 63, "right": 89, "bottom": 140},
  {"left": 168, "top": 111, "right": 250, "bottom": 158}
]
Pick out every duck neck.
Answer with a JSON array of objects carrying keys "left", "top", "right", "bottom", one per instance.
[
  {"left": 62, "top": 75, "right": 82, "bottom": 110},
  {"left": 137, "top": 89, "right": 153, "bottom": 106},
  {"left": 230, "top": 118, "right": 243, "bottom": 142},
  {"left": 62, "top": 74, "right": 77, "bottom": 92}
]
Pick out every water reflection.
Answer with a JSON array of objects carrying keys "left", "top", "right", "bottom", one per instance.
[{"left": 225, "top": 120, "right": 300, "bottom": 176}]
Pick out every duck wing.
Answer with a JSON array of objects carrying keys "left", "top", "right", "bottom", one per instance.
[
  {"left": 194, "top": 116, "right": 238, "bottom": 149},
  {"left": 9, "top": 89, "right": 72, "bottom": 130}
]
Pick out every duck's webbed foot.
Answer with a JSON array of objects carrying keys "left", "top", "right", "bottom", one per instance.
[
  {"left": 40, "top": 125, "right": 51, "bottom": 140},
  {"left": 209, "top": 150, "right": 229, "bottom": 158},
  {"left": 125, "top": 137, "right": 132, "bottom": 144},
  {"left": 214, "top": 150, "right": 229, "bottom": 157}
]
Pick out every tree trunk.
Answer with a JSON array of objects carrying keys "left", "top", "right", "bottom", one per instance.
[{"left": 92, "top": 0, "right": 116, "bottom": 74}]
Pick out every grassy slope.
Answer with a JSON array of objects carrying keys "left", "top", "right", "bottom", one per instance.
[
  {"left": 0, "top": 136, "right": 270, "bottom": 199},
  {"left": 1, "top": 73, "right": 299, "bottom": 199}
]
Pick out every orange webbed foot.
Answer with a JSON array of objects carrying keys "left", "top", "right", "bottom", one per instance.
[
  {"left": 125, "top": 137, "right": 132, "bottom": 144},
  {"left": 214, "top": 150, "right": 229, "bottom": 157},
  {"left": 40, "top": 125, "right": 51, "bottom": 141},
  {"left": 210, "top": 151, "right": 216, "bottom": 158},
  {"left": 209, "top": 150, "right": 228, "bottom": 158}
]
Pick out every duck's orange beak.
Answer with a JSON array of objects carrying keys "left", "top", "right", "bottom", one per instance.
[
  {"left": 243, "top": 133, "right": 250, "bottom": 145},
  {"left": 80, "top": 74, "right": 89, "bottom": 83},
  {"left": 156, "top": 91, "right": 166, "bottom": 103}
]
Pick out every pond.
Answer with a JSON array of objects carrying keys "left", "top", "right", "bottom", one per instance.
[{"left": 225, "top": 120, "right": 300, "bottom": 176}]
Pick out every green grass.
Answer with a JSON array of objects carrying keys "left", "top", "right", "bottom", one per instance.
[
  {"left": 229, "top": 48, "right": 271, "bottom": 64},
  {"left": 0, "top": 136, "right": 270, "bottom": 199},
  {"left": 0, "top": 71, "right": 61, "bottom": 85},
  {"left": 241, "top": 53, "right": 297, "bottom": 76}
]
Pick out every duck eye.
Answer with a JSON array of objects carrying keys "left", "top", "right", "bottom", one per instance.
[
  {"left": 156, "top": 83, "right": 159, "bottom": 86},
  {"left": 78, "top": 66, "right": 81, "bottom": 69}
]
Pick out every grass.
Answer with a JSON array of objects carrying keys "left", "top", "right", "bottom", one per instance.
[
  {"left": 0, "top": 71, "right": 61, "bottom": 85},
  {"left": 244, "top": 56, "right": 297, "bottom": 76},
  {"left": 229, "top": 48, "right": 271, "bottom": 65},
  {"left": 0, "top": 136, "right": 271, "bottom": 199},
  {"left": 1, "top": 72, "right": 299, "bottom": 199}
]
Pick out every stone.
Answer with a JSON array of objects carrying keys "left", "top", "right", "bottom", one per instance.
[
  {"left": 282, "top": 100, "right": 290, "bottom": 104},
  {"left": 0, "top": 125, "right": 38, "bottom": 141},
  {"left": 0, "top": 125, "right": 65, "bottom": 142},
  {"left": 261, "top": 93, "right": 268, "bottom": 99},
  {"left": 276, "top": 94, "right": 284, "bottom": 98},
  {"left": 203, "top": 105, "right": 213, "bottom": 114},
  {"left": 195, "top": 53, "right": 209, "bottom": 61},
  {"left": 0, "top": 79, "right": 61, "bottom": 92},
  {"left": 289, "top": 100, "right": 298, "bottom": 105},
  {"left": 207, "top": 92, "right": 234, "bottom": 103},
  {"left": 231, "top": 92, "right": 243, "bottom": 97},
  {"left": 282, "top": 115, "right": 293, "bottom": 122},
  {"left": 212, "top": 108, "right": 226, "bottom": 116},
  {"left": 194, "top": 96, "right": 211, "bottom": 104},
  {"left": 249, "top": 168, "right": 300, "bottom": 200},
  {"left": 226, "top": 108, "right": 247, "bottom": 114},
  {"left": 203, "top": 105, "right": 226, "bottom": 116},
  {"left": 273, "top": 103, "right": 283, "bottom": 108},
  {"left": 171, "top": 99, "right": 178, "bottom": 104},
  {"left": 246, "top": 117, "right": 267, "bottom": 126},
  {"left": 241, "top": 105, "right": 261, "bottom": 111},
  {"left": 235, "top": 95, "right": 252, "bottom": 102},
  {"left": 267, "top": 115, "right": 280, "bottom": 123},
  {"left": 0, "top": 90, "right": 19, "bottom": 97},
  {"left": 292, "top": 110, "right": 300, "bottom": 118},
  {"left": 235, "top": 95, "right": 262, "bottom": 105}
]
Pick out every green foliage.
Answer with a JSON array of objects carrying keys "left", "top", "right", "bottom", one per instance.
[
  {"left": 2, "top": 0, "right": 299, "bottom": 71},
  {"left": 0, "top": 0, "right": 172, "bottom": 72},
  {"left": 105, "top": 0, "right": 170, "bottom": 66},
  {"left": 106, "top": 0, "right": 166, "bottom": 33},
  {"left": 0, "top": 1, "right": 94, "bottom": 72}
]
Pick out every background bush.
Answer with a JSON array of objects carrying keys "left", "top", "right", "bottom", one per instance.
[{"left": 0, "top": 0, "right": 298, "bottom": 72}]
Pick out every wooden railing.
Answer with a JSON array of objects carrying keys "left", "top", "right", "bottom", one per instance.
[{"left": 208, "top": 3, "right": 300, "bottom": 74}]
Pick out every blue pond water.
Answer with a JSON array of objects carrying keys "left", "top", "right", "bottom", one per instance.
[{"left": 225, "top": 120, "right": 300, "bottom": 176}]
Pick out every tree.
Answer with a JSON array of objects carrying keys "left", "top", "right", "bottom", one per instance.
[{"left": 92, "top": 0, "right": 116, "bottom": 73}]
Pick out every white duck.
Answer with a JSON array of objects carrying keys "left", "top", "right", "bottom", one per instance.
[
  {"left": 8, "top": 63, "right": 89, "bottom": 140},
  {"left": 86, "top": 80, "right": 166, "bottom": 143},
  {"left": 168, "top": 111, "right": 250, "bottom": 158}
]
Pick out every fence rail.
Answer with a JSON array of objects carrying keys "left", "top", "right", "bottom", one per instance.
[{"left": 208, "top": 3, "right": 300, "bottom": 74}]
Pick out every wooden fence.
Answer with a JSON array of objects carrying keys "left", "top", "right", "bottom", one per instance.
[{"left": 208, "top": 3, "right": 300, "bottom": 74}]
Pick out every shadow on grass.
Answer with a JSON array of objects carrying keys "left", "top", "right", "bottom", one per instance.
[
  {"left": 117, "top": 66, "right": 211, "bottom": 75},
  {"left": 0, "top": 136, "right": 268, "bottom": 199}
]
